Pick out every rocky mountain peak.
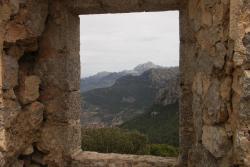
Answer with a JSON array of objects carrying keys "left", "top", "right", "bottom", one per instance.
[{"left": 133, "top": 61, "right": 161, "bottom": 74}]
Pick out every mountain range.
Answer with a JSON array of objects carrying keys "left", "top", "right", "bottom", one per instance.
[
  {"left": 80, "top": 63, "right": 179, "bottom": 127},
  {"left": 81, "top": 62, "right": 161, "bottom": 92}
]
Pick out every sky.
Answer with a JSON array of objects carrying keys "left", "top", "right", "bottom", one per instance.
[{"left": 80, "top": 11, "right": 179, "bottom": 78}]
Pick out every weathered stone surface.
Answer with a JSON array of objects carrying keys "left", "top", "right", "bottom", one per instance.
[
  {"left": 5, "top": 22, "right": 27, "bottom": 43},
  {"left": 23, "top": 102, "right": 44, "bottom": 128},
  {"left": 0, "top": 101, "right": 43, "bottom": 157},
  {"left": 212, "top": 3, "right": 227, "bottom": 26},
  {"left": 1, "top": 99, "right": 21, "bottom": 128},
  {"left": 202, "top": 0, "right": 217, "bottom": 8},
  {"left": 203, "top": 79, "right": 229, "bottom": 124},
  {"left": 10, "top": 160, "right": 24, "bottom": 167},
  {"left": 3, "top": 89, "right": 16, "bottom": 100},
  {"left": 0, "top": 3, "right": 12, "bottom": 22},
  {"left": 0, "top": 0, "right": 249, "bottom": 167},
  {"left": 6, "top": 42, "right": 24, "bottom": 64},
  {"left": 188, "top": 144, "right": 218, "bottom": 167},
  {"left": 6, "top": 102, "right": 44, "bottom": 152},
  {"left": 202, "top": 126, "right": 231, "bottom": 158},
  {"left": 71, "top": 151, "right": 177, "bottom": 167},
  {"left": 232, "top": 68, "right": 243, "bottom": 95},
  {"left": 2, "top": 54, "right": 18, "bottom": 89},
  {"left": 27, "top": 164, "right": 40, "bottom": 167},
  {"left": 233, "top": 129, "right": 250, "bottom": 166},
  {"left": 220, "top": 77, "right": 232, "bottom": 101},
  {"left": 37, "top": 122, "right": 81, "bottom": 155},
  {"left": 196, "top": 26, "right": 223, "bottom": 50},
  {"left": 19, "top": 75, "right": 41, "bottom": 105},
  {"left": 192, "top": 72, "right": 210, "bottom": 97},
  {"left": 200, "top": 0, "right": 212, "bottom": 27},
  {"left": 41, "top": 90, "right": 80, "bottom": 123},
  {"left": 0, "top": 128, "right": 9, "bottom": 152},
  {"left": 22, "top": 145, "right": 34, "bottom": 155},
  {"left": 70, "top": 0, "right": 180, "bottom": 14},
  {"left": 214, "top": 42, "right": 226, "bottom": 69},
  {"left": 31, "top": 151, "right": 46, "bottom": 166},
  {"left": 4, "top": 0, "right": 48, "bottom": 43}
]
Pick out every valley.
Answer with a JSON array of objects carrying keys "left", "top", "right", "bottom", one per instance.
[{"left": 80, "top": 62, "right": 180, "bottom": 150}]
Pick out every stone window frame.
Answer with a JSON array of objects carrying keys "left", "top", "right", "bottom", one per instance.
[
  {"left": 1, "top": 0, "right": 250, "bottom": 166},
  {"left": 67, "top": 1, "right": 193, "bottom": 166},
  {"left": 0, "top": 0, "right": 194, "bottom": 166}
]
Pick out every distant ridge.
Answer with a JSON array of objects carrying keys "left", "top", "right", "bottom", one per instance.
[
  {"left": 81, "top": 62, "right": 162, "bottom": 92},
  {"left": 81, "top": 66, "right": 179, "bottom": 127}
]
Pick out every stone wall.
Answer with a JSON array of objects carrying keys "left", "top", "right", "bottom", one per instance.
[
  {"left": 230, "top": 0, "right": 250, "bottom": 166},
  {"left": 0, "top": 0, "right": 249, "bottom": 167},
  {"left": 186, "top": 0, "right": 250, "bottom": 166},
  {"left": 1, "top": 0, "right": 50, "bottom": 166},
  {"left": 0, "top": 0, "right": 81, "bottom": 166}
]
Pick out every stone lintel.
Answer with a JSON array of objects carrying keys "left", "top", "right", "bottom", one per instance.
[{"left": 69, "top": 0, "right": 180, "bottom": 15}]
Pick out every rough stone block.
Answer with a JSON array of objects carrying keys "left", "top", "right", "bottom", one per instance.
[
  {"left": 3, "top": 89, "right": 16, "bottom": 100},
  {"left": 6, "top": 45, "right": 24, "bottom": 60},
  {"left": 23, "top": 102, "right": 44, "bottom": 128},
  {"left": 242, "top": 70, "right": 250, "bottom": 98},
  {"left": 2, "top": 54, "right": 19, "bottom": 89},
  {"left": 19, "top": 75, "right": 41, "bottom": 105},
  {"left": 5, "top": 22, "right": 27, "bottom": 43},
  {"left": 213, "top": 3, "right": 227, "bottom": 26},
  {"left": 204, "top": 79, "right": 229, "bottom": 124},
  {"left": 233, "top": 129, "right": 250, "bottom": 166},
  {"left": 213, "top": 42, "right": 227, "bottom": 69},
  {"left": 202, "top": 126, "right": 231, "bottom": 158},
  {"left": 22, "top": 145, "right": 34, "bottom": 155},
  {"left": 0, "top": 3, "right": 12, "bottom": 22},
  {"left": 25, "top": 0, "right": 48, "bottom": 36},
  {"left": 0, "top": 128, "right": 8, "bottom": 151},
  {"left": 220, "top": 77, "right": 232, "bottom": 101},
  {"left": 1, "top": 99, "right": 21, "bottom": 128},
  {"left": 37, "top": 123, "right": 81, "bottom": 155},
  {"left": 43, "top": 91, "right": 80, "bottom": 123},
  {"left": 0, "top": 101, "right": 44, "bottom": 154},
  {"left": 188, "top": 144, "right": 218, "bottom": 167},
  {"left": 201, "top": 3, "right": 212, "bottom": 27},
  {"left": 71, "top": 151, "right": 177, "bottom": 167}
]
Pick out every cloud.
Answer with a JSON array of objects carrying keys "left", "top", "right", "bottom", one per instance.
[{"left": 80, "top": 11, "right": 179, "bottom": 77}]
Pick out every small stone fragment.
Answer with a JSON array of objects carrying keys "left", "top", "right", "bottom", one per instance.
[
  {"left": 7, "top": 45, "right": 24, "bottom": 60},
  {"left": 2, "top": 54, "right": 19, "bottom": 89},
  {"left": 213, "top": 42, "right": 226, "bottom": 69},
  {"left": 3, "top": 89, "right": 16, "bottom": 100},
  {"left": 201, "top": 6, "right": 212, "bottom": 27},
  {"left": 24, "top": 102, "right": 44, "bottom": 128},
  {"left": 22, "top": 145, "right": 34, "bottom": 155},
  {"left": 5, "top": 22, "right": 27, "bottom": 43},
  {"left": 220, "top": 77, "right": 232, "bottom": 101}
]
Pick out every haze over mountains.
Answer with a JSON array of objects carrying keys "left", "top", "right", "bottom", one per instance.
[{"left": 80, "top": 62, "right": 161, "bottom": 92}]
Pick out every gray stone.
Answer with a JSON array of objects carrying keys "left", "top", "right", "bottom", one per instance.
[
  {"left": 2, "top": 54, "right": 19, "bottom": 89},
  {"left": 22, "top": 145, "right": 34, "bottom": 155},
  {"left": 202, "top": 126, "right": 231, "bottom": 158},
  {"left": 19, "top": 75, "right": 41, "bottom": 105}
]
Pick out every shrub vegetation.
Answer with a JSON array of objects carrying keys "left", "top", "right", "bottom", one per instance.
[
  {"left": 81, "top": 128, "right": 178, "bottom": 157},
  {"left": 81, "top": 128, "right": 149, "bottom": 155}
]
